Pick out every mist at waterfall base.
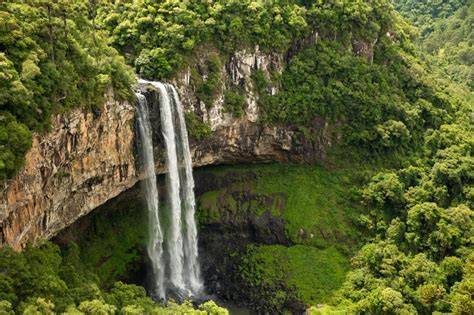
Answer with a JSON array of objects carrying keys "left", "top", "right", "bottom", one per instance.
[{"left": 135, "top": 80, "right": 203, "bottom": 301}]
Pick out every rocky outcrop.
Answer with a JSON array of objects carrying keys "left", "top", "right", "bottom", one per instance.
[
  {"left": 170, "top": 46, "right": 330, "bottom": 165},
  {"left": 174, "top": 45, "right": 284, "bottom": 129},
  {"left": 0, "top": 47, "right": 331, "bottom": 249},
  {"left": 0, "top": 93, "right": 138, "bottom": 250}
]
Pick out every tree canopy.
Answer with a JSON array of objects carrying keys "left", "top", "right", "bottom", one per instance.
[
  {"left": 0, "top": 0, "right": 472, "bottom": 314},
  {"left": 0, "top": 0, "right": 134, "bottom": 179},
  {"left": 0, "top": 242, "right": 229, "bottom": 314}
]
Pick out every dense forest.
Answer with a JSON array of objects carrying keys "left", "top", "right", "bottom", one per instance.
[
  {"left": 394, "top": 0, "right": 473, "bottom": 89},
  {"left": 0, "top": 0, "right": 472, "bottom": 314},
  {"left": 0, "top": 0, "right": 135, "bottom": 179}
]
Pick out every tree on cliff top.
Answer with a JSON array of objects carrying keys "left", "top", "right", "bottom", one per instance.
[{"left": 0, "top": 0, "right": 135, "bottom": 180}]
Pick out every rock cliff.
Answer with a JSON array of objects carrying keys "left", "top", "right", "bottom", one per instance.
[
  {"left": 0, "top": 94, "right": 137, "bottom": 249},
  {"left": 0, "top": 47, "right": 330, "bottom": 249}
]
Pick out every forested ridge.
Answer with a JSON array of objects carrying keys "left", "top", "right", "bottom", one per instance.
[
  {"left": 326, "top": 1, "right": 473, "bottom": 313},
  {"left": 0, "top": 0, "right": 135, "bottom": 179},
  {"left": 393, "top": 0, "right": 468, "bottom": 37},
  {"left": 0, "top": 0, "right": 472, "bottom": 314}
]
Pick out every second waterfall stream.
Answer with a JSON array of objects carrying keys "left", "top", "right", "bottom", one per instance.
[{"left": 136, "top": 80, "right": 203, "bottom": 300}]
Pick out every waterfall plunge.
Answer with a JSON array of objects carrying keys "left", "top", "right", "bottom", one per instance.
[
  {"left": 135, "top": 81, "right": 203, "bottom": 300},
  {"left": 136, "top": 93, "right": 166, "bottom": 299}
]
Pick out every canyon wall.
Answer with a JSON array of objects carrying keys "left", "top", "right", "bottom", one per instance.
[
  {"left": 0, "top": 47, "right": 331, "bottom": 249},
  {"left": 0, "top": 94, "right": 138, "bottom": 249}
]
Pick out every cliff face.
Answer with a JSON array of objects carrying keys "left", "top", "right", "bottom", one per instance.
[
  {"left": 172, "top": 46, "right": 330, "bottom": 166},
  {"left": 0, "top": 47, "right": 331, "bottom": 249},
  {"left": 0, "top": 94, "right": 138, "bottom": 249}
]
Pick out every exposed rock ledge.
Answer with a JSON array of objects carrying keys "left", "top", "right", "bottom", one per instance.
[
  {"left": 0, "top": 47, "right": 330, "bottom": 250},
  {"left": 0, "top": 94, "right": 137, "bottom": 249}
]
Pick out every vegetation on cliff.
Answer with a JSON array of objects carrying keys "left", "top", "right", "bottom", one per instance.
[
  {"left": 263, "top": 38, "right": 454, "bottom": 158},
  {"left": 0, "top": 0, "right": 472, "bottom": 314},
  {"left": 194, "top": 164, "right": 363, "bottom": 312},
  {"left": 0, "top": 0, "right": 135, "bottom": 179},
  {"left": 97, "top": 0, "right": 309, "bottom": 79},
  {"left": 94, "top": 0, "right": 465, "bottom": 162}
]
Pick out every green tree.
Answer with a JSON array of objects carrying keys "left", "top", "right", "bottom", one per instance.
[
  {"left": 23, "top": 298, "right": 55, "bottom": 315},
  {"left": 78, "top": 299, "right": 116, "bottom": 315},
  {"left": 449, "top": 253, "right": 474, "bottom": 315},
  {"left": 363, "top": 173, "right": 405, "bottom": 211},
  {"left": 0, "top": 301, "right": 14, "bottom": 315},
  {"left": 105, "top": 282, "right": 154, "bottom": 313}
]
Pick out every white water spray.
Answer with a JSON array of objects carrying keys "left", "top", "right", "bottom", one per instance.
[
  {"left": 135, "top": 93, "right": 165, "bottom": 299},
  {"left": 156, "top": 82, "right": 186, "bottom": 291},
  {"left": 136, "top": 80, "right": 203, "bottom": 299},
  {"left": 170, "top": 85, "right": 203, "bottom": 293}
]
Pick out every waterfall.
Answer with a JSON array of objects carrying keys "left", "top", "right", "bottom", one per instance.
[
  {"left": 135, "top": 80, "right": 203, "bottom": 300},
  {"left": 170, "top": 85, "right": 203, "bottom": 293},
  {"left": 135, "top": 93, "right": 165, "bottom": 299}
]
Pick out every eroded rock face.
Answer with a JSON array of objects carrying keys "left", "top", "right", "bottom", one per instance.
[
  {"left": 0, "top": 93, "right": 138, "bottom": 250},
  {"left": 170, "top": 46, "right": 329, "bottom": 165},
  {"left": 0, "top": 47, "right": 330, "bottom": 249},
  {"left": 173, "top": 46, "right": 283, "bottom": 130}
]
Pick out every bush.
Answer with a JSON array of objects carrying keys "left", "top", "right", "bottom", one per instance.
[
  {"left": 223, "top": 88, "right": 245, "bottom": 118},
  {"left": 185, "top": 112, "right": 211, "bottom": 141}
]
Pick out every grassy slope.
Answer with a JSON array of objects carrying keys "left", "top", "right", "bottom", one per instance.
[
  {"left": 195, "top": 163, "right": 365, "bottom": 305},
  {"left": 240, "top": 244, "right": 350, "bottom": 305}
]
